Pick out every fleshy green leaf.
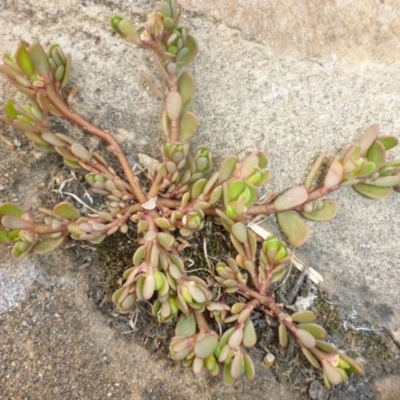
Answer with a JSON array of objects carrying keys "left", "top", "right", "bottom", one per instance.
[
  {"left": 177, "top": 34, "right": 198, "bottom": 66},
  {"left": 292, "top": 310, "right": 317, "bottom": 323},
  {"left": 179, "top": 72, "right": 195, "bottom": 104},
  {"left": 297, "top": 323, "right": 327, "bottom": 339},
  {"left": 218, "top": 155, "right": 238, "bottom": 182},
  {"left": 223, "top": 363, "right": 236, "bottom": 386},
  {"left": 279, "top": 323, "right": 288, "bottom": 347},
  {"left": 53, "top": 202, "right": 80, "bottom": 219},
  {"left": 194, "top": 335, "right": 218, "bottom": 359},
  {"left": 353, "top": 183, "right": 392, "bottom": 200},
  {"left": 302, "top": 347, "right": 320, "bottom": 368},
  {"left": 277, "top": 211, "right": 310, "bottom": 247},
  {"left": 179, "top": 111, "right": 198, "bottom": 142},
  {"left": 16, "top": 45, "right": 35, "bottom": 76},
  {"left": 0, "top": 203, "right": 23, "bottom": 217},
  {"left": 366, "top": 140, "right": 386, "bottom": 169},
  {"left": 376, "top": 135, "right": 398, "bottom": 151},
  {"left": 243, "top": 319, "right": 256, "bottom": 348},
  {"left": 28, "top": 43, "right": 50, "bottom": 77},
  {"left": 302, "top": 199, "right": 339, "bottom": 221},
  {"left": 33, "top": 236, "right": 65, "bottom": 254},
  {"left": 175, "top": 313, "right": 196, "bottom": 337},
  {"left": 370, "top": 176, "right": 399, "bottom": 187}
]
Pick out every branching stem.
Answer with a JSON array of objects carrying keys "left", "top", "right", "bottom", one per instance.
[{"left": 45, "top": 86, "right": 148, "bottom": 204}]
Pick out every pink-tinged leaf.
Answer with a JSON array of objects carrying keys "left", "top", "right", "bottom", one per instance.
[
  {"left": 353, "top": 183, "right": 392, "bottom": 200},
  {"left": 42, "top": 131, "right": 68, "bottom": 147},
  {"left": 359, "top": 124, "right": 379, "bottom": 155},
  {"left": 143, "top": 274, "right": 155, "bottom": 300},
  {"left": 239, "top": 154, "right": 259, "bottom": 179},
  {"left": 296, "top": 328, "right": 316, "bottom": 348},
  {"left": 165, "top": 91, "right": 182, "bottom": 120},
  {"left": 1, "top": 215, "right": 30, "bottom": 230},
  {"left": 277, "top": 211, "right": 310, "bottom": 247},
  {"left": 228, "top": 328, "right": 244, "bottom": 349},
  {"left": 274, "top": 186, "right": 308, "bottom": 211},
  {"left": 53, "top": 202, "right": 80, "bottom": 219},
  {"left": 231, "top": 222, "right": 248, "bottom": 244},
  {"left": 230, "top": 350, "right": 242, "bottom": 379},
  {"left": 0, "top": 203, "right": 23, "bottom": 217},
  {"left": 70, "top": 142, "right": 91, "bottom": 162},
  {"left": 323, "top": 363, "right": 343, "bottom": 386},
  {"left": 33, "top": 236, "right": 65, "bottom": 254},
  {"left": 302, "top": 199, "right": 339, "bottom": 221},
  {"left": 324, "top": 160, "right": 343, "bottom": 188}
]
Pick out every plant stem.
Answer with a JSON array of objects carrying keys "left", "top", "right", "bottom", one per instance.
[
  {"left": 45, "top": 87, "right": 148, "bottom": 204},
  {"left": 32, "top": 223, "right": 68, "bottom": 234},
  {"left": 194, "top": 311, "right": 212, "bottom": 333}
]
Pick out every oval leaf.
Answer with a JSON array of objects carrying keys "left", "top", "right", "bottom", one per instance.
[
  {"left": 324, "top": 160, "right": 343, "bottom": 188},
  {"left": 353, "top": 183, "right": 392, "bottom": 200},
  {"left": 366, "top": 140, "right": 386, "bottom": 169},
  {"left": 53, "top": 202, "right": 80, "bottom": 219},
  {"left": 359, "top": 124, "right": 379, "bottom": 155},
  {"left": 179, "top": 111, "right": 198, "bottom": 142},
  {"left": 277, "top": 211, "right": 310, "bottom": 247},
  {"left": 175, "top": 313, "right": 196, "bottom": 337},
  {"left": 0, "top": 203, "right": 23, "bottom": 217},
  {"left": 302, "top": 199, "right": 339, "bottom": 221},
  {"left": 274, "top": 186, "right": 308, "bottom": 211},
  {"left": 33, "top": 236, "right": 65, "bottom": 254},
  {"left": 194, "top": 335, "right": 218, "bottom": 359}
]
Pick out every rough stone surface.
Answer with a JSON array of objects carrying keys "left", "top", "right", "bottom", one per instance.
[
  {"left": 1, "top": 0, "right": 400, "bottom": 399},
  {"left": 180, "top": 0, "right": 400, "bottom": 64}
]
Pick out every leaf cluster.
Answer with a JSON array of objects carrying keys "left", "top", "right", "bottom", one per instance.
[{"left": 1, "top": 0, "right": 399, "bottom": 389}]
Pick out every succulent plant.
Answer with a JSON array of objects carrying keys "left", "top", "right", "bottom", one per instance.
[{"left": 1, "top": 0, "right": 399, "bottom": 389}]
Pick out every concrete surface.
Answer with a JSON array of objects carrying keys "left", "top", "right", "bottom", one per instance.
[{"left": 1, "top": 0, "right": 400, "bottom": 399}]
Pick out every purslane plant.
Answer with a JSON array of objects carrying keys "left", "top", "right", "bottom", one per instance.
[{"left": 0, "top": 0, "right": 399, "bottom": 388}]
